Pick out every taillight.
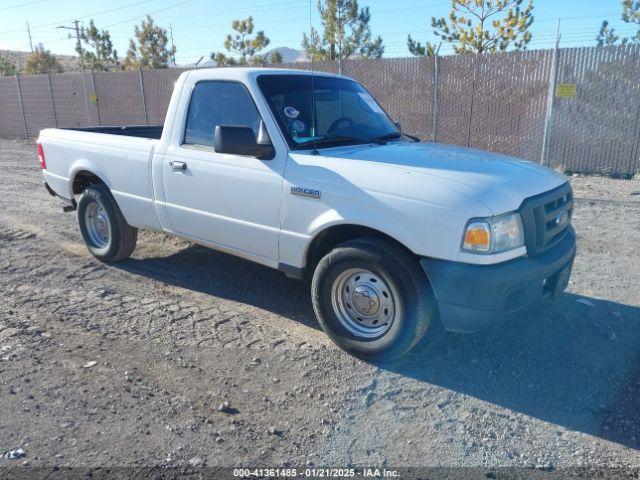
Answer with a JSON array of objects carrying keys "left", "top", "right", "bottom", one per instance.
[{"left": 37, "top": 143, "right": 46, "bottom": 169}]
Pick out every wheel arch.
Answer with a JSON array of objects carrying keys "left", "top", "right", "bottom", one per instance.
[
  {"left": 71, "top": 169, "right": 107, "bottom": 195},
  {"left": 69, "top": 166, "right": 136, "bottom": 228},
  {"left": 302, "top": 223, "right": 419, "bottom": 277},
  {"left": 68, "top": 158, "right": 112, "bottom": 197}
]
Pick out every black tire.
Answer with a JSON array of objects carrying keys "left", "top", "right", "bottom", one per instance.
[
  {"left": 77, "top": 184, "right": 137, "bottom": 263},
  {"left": 311, "top": 237, "right": 435, "bottom": 360}
]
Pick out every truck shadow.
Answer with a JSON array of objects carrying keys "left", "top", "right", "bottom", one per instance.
[
  {"left": 381, "top": 293, "right": 640, "bottom": 451},
  {"left": 118, "top": 240, "right": 319, "bottom": 330},
  {"left": 115, "top": 242, "right": 640, "bottom": 451}
]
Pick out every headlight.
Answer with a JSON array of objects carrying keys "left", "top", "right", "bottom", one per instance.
[{"left": 462, "top": 212, "right": 524, "bottom": 254}]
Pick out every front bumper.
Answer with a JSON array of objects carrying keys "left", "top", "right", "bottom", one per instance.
[{"left": 420, "top": 227, "right": 576, "bottom": 333}]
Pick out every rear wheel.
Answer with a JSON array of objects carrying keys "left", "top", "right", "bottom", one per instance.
[
  {"left": 77, "top": 184, "right": 137, "bottom": 262},
  {"left": 311, "top": 237, "right": 435, "bottom": 360}
]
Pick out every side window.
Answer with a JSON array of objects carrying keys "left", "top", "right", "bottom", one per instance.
[{"left": 184, "top": 81, "right": 261, "bottom": 148}]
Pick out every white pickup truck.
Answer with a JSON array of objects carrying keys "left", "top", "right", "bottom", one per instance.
[{"left": 38, "top": 68, "right": 576, "bottom": 360}]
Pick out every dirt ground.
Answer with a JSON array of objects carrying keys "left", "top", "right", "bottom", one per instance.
[{"left": 1, "top": 139, "right": 639, "bottom": 476}]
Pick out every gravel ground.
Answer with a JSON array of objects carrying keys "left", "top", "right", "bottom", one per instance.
[{"left": 0, "top": 139, "right": 639, "bottom": 475}]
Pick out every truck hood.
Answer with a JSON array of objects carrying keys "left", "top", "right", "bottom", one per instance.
[{"left": 314, "top": 142, "right": 568, "bottom": 214}]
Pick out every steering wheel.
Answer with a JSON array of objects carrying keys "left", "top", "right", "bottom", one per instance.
[{"left": 327, "top": 116, "right": 355, "bottom": 134}]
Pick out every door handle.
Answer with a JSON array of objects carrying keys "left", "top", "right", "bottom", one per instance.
[{"left": 169, "top": 161, "right": 187, "bottom": 172}]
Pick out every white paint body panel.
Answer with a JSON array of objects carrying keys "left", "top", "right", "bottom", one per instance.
[
  {"left": 39, "top": 128, "right": 161, "bottom": 231},
  {"left": 39, "top": 67, "right": 568, "bottom": 271}
]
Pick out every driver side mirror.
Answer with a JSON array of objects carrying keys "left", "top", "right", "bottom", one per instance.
[{"left": 214, "top": 121, "right": 274, "bottom": 160}]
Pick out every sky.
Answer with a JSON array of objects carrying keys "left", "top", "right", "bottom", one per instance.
[{"left": 0, "top": 0, "right": 635, "bottom": 64}]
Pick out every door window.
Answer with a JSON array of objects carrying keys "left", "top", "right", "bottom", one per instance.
[{"left": 184, "top": 81, "right": 262, "bottom": 148}]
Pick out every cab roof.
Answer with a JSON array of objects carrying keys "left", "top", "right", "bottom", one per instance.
[{"left": 181, "top": 67, "right": 352, "bottom": 83}]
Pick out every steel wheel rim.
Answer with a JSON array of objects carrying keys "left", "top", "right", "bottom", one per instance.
[
  {"left": 85, "top": 201, "right": 111, "bottom": 249},
  {"left": 330, "top": 268, "right": 397, "bottom": 339}
]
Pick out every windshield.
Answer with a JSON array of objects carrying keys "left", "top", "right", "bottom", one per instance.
[{"left": 257, "top": 74, "right": 399, "bottom": 149}]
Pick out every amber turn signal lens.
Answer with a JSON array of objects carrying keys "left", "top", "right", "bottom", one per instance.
[
  {"left": 462, "top": 221, "right": 491, "bottom": 252},
  {"left": 465, "top": 228, "right": 489, "bottom": 246}
]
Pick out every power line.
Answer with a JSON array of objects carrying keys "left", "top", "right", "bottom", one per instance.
[
  {"left": 153, "top": 0, "right": 451, "bottom": 22},
  {"left": 24, "top": 0, "right": 194, "bottom": 47},
  {"left": 0, "top": 0, "right": 47, "bottom": 11},
  {"left": 535, "top": 12, "right": 624, "bottom": 22},
  {"left": 102, "top": 0, "right": 195, "bottom": 28},
  {"left": 153, "top": 0, "right": 308, "bottom": 20},
  {"left": 133, "top": 16, "right": 311, "bottom": 32},
  {"left": 0, "top": 0, "right": 154, "bottom": 35}
]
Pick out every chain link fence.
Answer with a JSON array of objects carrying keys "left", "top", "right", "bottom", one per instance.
[{"left": 1, "top": 45, "right": 639, "bottom": 176}]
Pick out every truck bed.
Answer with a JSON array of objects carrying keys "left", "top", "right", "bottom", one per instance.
[
  {"left": 39, "top": 125, "right": 162, "bottom": 231},
  {"left": 64, "top": 125, "right": 163, "bottom": 139}
]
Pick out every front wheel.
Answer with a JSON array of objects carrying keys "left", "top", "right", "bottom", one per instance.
[
  {"left": 77, "top": 184, "right": 137, "bottom": 263},
  {"left": 311, "top": 238, "right": 435, "bottom": 360}
]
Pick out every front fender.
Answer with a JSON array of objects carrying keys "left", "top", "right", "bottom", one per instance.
[
  {"left": 306, "top": 209, "right": 417, "bottom": 254},
  {"left": 279, "top": 203, "right": 421, "bottom": 270}
]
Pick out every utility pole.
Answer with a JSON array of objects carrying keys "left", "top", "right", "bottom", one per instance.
[
  {"left": 74, "top": 19, "right": 84, "bottom": 71},
  {"left": 431, "top": 42, "right": 442, "bottom": 142},
  {"left": 57, "top": 20, "right": 85, "bottom": 72},
  {"left": 26, "top": 22, "right": 33, "bottom": 53},
  {"left": 540, "top": 19, "right": 562, "bottom": 165},
  {"left": 58, "top": 20, "right": 91, "bottom": 124},
  {"left": 337, "top": 5, "right": 343, "bottom": 75},
  {"left": 169, "top": 23, "right": 176, "bottom": 65}
]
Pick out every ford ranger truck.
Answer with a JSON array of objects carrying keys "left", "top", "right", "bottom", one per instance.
[{"left": 38, "top": 68, "right": 576, "bottom": 360}]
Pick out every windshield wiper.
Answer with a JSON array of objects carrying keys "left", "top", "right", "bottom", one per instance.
[
  {"left": 296, "top": 135, "right": 380, "bottom": 150},
  {"left": 372, "top": 131, "right": 421, "bottom": 143}
]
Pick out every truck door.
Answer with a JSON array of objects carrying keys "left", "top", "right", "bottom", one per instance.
[{"left": 161, "top": 80, "right": 284, "bottom": 265}]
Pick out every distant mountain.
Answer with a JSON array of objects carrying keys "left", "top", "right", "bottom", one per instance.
[
  {"left": 0, "top": 49, "right": 81, "bottom": 74},
  {"left": 178, "top": 47, "right": 307, "bottom": 69},
  {"left": 266, "top": 47, "right": 306, "bottom": 63},
  {"left": 179, "top": 58, "right": 216, "bottom": 69}
]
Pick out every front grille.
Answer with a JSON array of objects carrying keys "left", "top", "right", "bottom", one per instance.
[{"left": 519, "top": 183, "right": 573, "bottom": 257}]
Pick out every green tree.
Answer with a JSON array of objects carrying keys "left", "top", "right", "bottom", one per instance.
[
  {"left": 407, "top": 38, "right": 438, "bottom": 57},
  {"left": 597, "top": 1, "right": 640, "bottom": 46},
  {"left": 77, "top": 19, "right": 119, "bottom": 71},
  {"left": 409, "top": 0, "right": 534, "bottom": 56},
  {"left": 123, "top": 15, "right": 176, "bottom": 70},
  {"left": 596, "top": 20, "right": 622, "bottom": 46},
  {"left": 622, "top": 0, "right": 640, "bottom": 41},
  {"left": 269, "top": 51, "right": 283, "bottom": 64},
  {"left": 23, "top": 44, "right": 63, "bottom": 74},
  {"left": 302, "top": 0, "right": 384, "bottom": 69},
  {"left": 0, "top": 52, "right": 18, "bottom": 76},
  {"left": 211, "top": 17, "right": 273, "bottom": 66}
]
